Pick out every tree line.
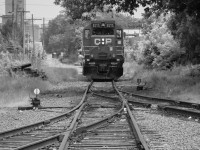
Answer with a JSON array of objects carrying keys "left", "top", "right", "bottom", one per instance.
[{"left": 52, "top": 0, "right": 200, "bottom": 68}]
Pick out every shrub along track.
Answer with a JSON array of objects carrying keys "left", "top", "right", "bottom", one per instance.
[
  {"left": 0, "top": 81, "right": 94, "bottom": 150},
  {"left": 118, "top": 88, "right": 200, "bottom": 119}
]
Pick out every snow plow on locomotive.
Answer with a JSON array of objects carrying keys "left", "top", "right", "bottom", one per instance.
[{"left": 82, "top": 20, "right": 124, "bottom": 81}]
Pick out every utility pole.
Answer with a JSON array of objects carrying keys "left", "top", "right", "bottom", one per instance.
[
  {"left": 25, "top": 14, "right": 42, "bottom": 62},
  {"left": 8, "top": 0, "right": 15, "bottom": 40},
  {"left": 12, "top": 0, "right": 15, "bottom": 39},
  {"left": 42, "top": 18, "right": 45, "bottom": 52},
  {"left": 40, "top": 18, "right": 49, "bottom": 59},
  {"left": 18, "top": 9, "right": 30, "bottom": 58},
  {"left": 32, "top": 14, "right": 35, "bottom": 54}
]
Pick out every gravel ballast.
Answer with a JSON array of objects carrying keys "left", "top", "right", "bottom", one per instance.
[
  {"left": 134, "top": 107, "right": 200, "bottom": 150},
  {"left": 1, "top": 54, "right": 200, "bottom": 149},
  {"left": 0, "top": 81, "right": 88, "bottom": 133}
]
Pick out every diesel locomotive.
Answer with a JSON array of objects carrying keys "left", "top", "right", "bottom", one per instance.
[{"left": 82, "top": 20, "right": 124, "bottom": 81}]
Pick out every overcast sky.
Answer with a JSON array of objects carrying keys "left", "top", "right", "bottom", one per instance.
[
  {"left": 0, "top": 0, "right": 63, "bottom": 24},
  {"left": 0, "top": 0, "right": 143, "bottom": 24}
]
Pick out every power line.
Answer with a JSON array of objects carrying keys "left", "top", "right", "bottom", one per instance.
[{"left": 26, "top": 4, "right": 57, "bottom": 6}]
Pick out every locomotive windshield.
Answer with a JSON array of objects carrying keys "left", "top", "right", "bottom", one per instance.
[{"left": 92, "top": 28, "right": 114, "bottom": 35}]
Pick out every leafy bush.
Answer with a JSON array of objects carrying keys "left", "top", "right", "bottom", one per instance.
[{"left": 131, "top": 14, "right": 185, "bottom": 69}]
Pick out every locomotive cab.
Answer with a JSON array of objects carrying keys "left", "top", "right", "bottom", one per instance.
[{"left": 82, "top": 20, "right": 124, "bottom": 81}]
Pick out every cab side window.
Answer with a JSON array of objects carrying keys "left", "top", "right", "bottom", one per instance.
[
  {"left": 116, "top": 29, "right": 122, "bottom": 38},
  {"left": 85, "top": 29, "right": 90, "bottom": 39}
]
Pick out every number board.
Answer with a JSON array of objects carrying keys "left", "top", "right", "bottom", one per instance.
[
  {"left": 106, "top": 23, "right": 115, "bottom": 28},
  {"left": 92, "top": 23, "right": 100, "bottom": 28},
  {"left": 92, "top": 23, "right": 115, "bottom": 28}
]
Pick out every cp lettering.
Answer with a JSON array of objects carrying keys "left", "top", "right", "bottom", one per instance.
[
  {"left": 94, "top": 39, "right": 101, "bottom": 45},
  {"left": 106, "top": 38, "right": 112, "bottom": 44},
  {"left": 94, "top": 38, "right": 112, "bottom": 45}
]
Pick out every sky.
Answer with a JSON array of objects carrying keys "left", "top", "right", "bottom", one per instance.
[
  {"left": 0, "top": 0, "right": 63, "bottom": 24},
  {"left": 0, "top": 0, "right": 144, "bottom": 24}
]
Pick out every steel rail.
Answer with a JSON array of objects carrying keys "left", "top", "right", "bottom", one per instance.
[
  {"left": 71, "top": 100, "right": 124, "bottom": 136},
  {"left": 59, "top": 81, "right": 125, "bottom": 150},
  {"left": 118, "top": 89, "right": 200, "bottom": 117},
  {"left": 58, "top": 80, "right": 93, "bottom": 149},
  {"left": 0, "top": 81, "right": 94, "bottom": 150},
  {"left": 59, "top": 102, "right": 87, "bottom": 149},
  {"left": 112, "top": 81, "right": 150, "bottom": 150},
  {"left": 158, "top": 105, "right": 200, "bottom": 117},
  {"left": 59, "top": 81, "right": 149, "bottom": 150},
  {"left": 92, "top": 91, "right": 152, "bottom": 108},
  {"left": 119, "top": 89, "right": 200, "bottom": 109}
]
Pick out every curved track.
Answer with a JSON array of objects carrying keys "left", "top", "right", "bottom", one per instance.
[
  {"left": 0, "top": 81, "right": 93, "bottom": 150},
  {"left": 59, "top": 81, "right": 149, "bottom": 150},
  {"left": 119, "top": 89, "right": 200, "bottom": 118},
  {"left": 0, "top": 81, "right": 152, "bottom": 150}
]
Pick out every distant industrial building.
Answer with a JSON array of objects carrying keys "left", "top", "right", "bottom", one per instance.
[
  {"left": 25, "top": 23, "right": 41, "bottom": 42},
  {"left": 2, "top": 0, "right": 26, "bottom": 24},
  {"left": 1, "top": 0, "right": 41, "bottom": 42}
]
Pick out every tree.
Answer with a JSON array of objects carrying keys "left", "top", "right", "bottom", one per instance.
[
  {"left": 133, "top": 13, "right": 185, "bottom": 69},
  {"left": 44, "top": 14, "right": 85, "bottom": 62},
  {"left": 0, "top": 20, "right": 13, "bottom": 41},
  {"left": 54, "top": 0, "right": 200, "bottom": 20},
  {"left": 167, "top": 13, "right": 200, "bottom": 64}
]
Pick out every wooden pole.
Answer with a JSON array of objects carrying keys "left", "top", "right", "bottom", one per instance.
[
  {"left": 25, "top": 15, "right": 41, "bottom": 61},
  {"left": 18, "top": 9, "right": 30, "bottom": 58},
  {"left": 43, "top": 18, "right": 45, "bottom": 52},
  {"left": 32, "top": 14, "right": 35, "bottom": 55},
  {"left": 12, "top": 0, "right": 15, "bottom": 40}
]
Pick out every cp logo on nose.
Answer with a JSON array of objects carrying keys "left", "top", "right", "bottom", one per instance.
[{"left": 94, "top": 38, "right": 112, "bottom": 45}]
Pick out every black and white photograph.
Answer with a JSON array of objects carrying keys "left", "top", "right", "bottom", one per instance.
[{"left": 0, "top": 0, "right": 200, "bottom": 149}]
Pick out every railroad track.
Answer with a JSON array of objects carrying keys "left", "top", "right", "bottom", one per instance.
[
  {"left": 0, "top": 81, "right": 94, "bottom": 150},
  {"left": 59, "top": 81, "right": 149, "bottom": 150},
  {"left": 0, "top": 80, "right": 151, "bottom": 150},
  {"left": 118, "top": 88, "right": 200, "bottom": 118}
]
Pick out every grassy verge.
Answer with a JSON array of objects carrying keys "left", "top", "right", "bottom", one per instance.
[
  {"left": 124, "top": 62, "right": 200, "bottom": 103},
  {"left": 0, "top": 76, "right": 50, "bottom": 107},
  {"left": 0, "top": 53, "right": 50, "bottom": 107}
]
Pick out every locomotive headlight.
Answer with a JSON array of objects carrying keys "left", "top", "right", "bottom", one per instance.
[
  {"left": 89, "top": 62, "right": 95, "bottom": 65},
  {"left": 111, "top": 62, "right": 118, "bottom": 65},
  {"left": 117, "top": 59, "right": 120, "bottom": 61},
  {"left": 86, "top": 59, "right": 90, "bottom": 61},
  {"left": 91, "top": 54, "right": 94, "bottom": 58},
  {"left": 117, "top": 40, "right": 122, "bottom": 45},
  {"left": 112, "top": 54, "right": 116, "bottom": 58},
  {"left": 110, "top": 47, "right": 113, "bottom": 51}
]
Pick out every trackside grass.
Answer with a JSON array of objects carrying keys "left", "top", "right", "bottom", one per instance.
[
  {"left": 123, "top": 62, "right": 200, "bottom": 103},
  {"left": 0, "top": 76, "right": 49, "bottom": 107}
]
